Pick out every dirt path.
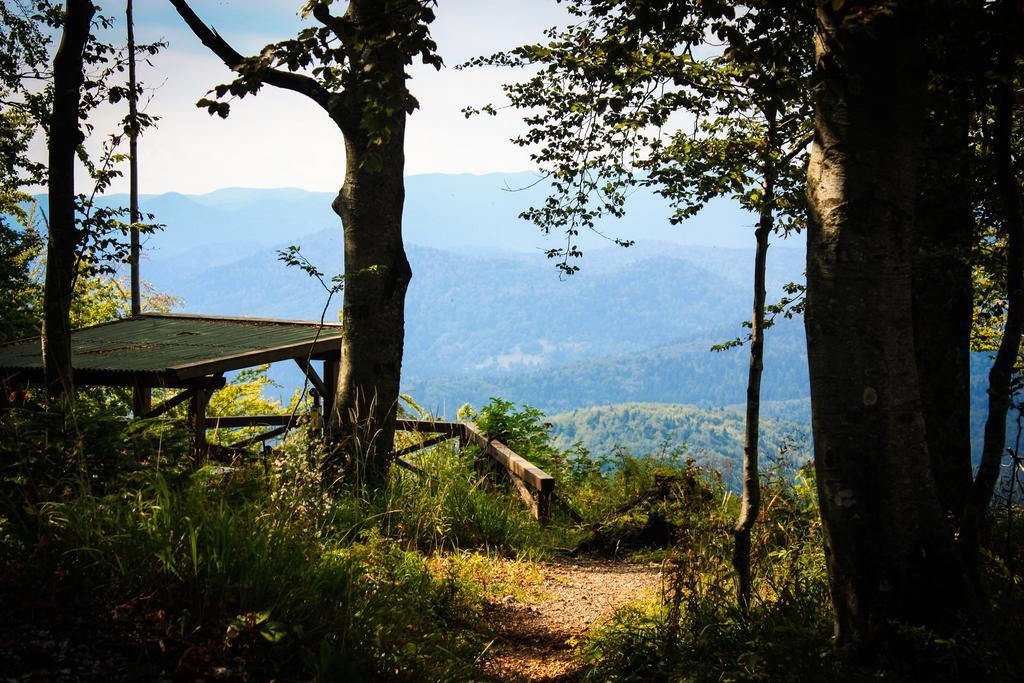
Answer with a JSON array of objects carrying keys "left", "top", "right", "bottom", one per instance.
[{"left": 480, "top": 559, "right": 664, "bottom": 682}]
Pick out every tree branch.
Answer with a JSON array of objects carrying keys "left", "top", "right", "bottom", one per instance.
[
  {"left": 311, "top": 2, "right": 349, "bottom": 39},
  {"left": 168, "top": 0, "right": 332, "bottom": 111}
]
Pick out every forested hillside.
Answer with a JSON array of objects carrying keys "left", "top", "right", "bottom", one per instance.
[{"left": 548, "top": 402, "right": 812, "bottom": 489}]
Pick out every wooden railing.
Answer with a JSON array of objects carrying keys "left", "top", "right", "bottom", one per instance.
[
  {"left": 198, "top": 415, "right": 556, "bottom": 525},
  {"left": 396, "top": 419, "right": 555, "bottom": 524}
]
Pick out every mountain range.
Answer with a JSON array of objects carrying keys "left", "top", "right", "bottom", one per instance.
[{"left": 38, "top": 173, "right": 1003, "bottom": 468}]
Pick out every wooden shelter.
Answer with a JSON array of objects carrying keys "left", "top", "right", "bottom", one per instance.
[
  {"left": 0, "top": 312, "right": 556, "bottom": 523},
  {"left": 0, "top": 312, "right": 343, "bottom": 453}
]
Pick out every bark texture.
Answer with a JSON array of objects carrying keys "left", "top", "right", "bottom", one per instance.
[
  {"left": 127, "top": 0, "right": 150, "bottom": 416},
  {"left": 911, "top": 0, "right": 981, "bottom": 531},
  {"left": 170, "top": 0, "right": 422, "bottom": 487},
  {"left": 805, "top": 1, "right": 965, "bottom": 650},
  {"left": 44, "top": 0, "right": 95, "bottom": 401},
  {"left": 318, "top": 0, "right": 415, "bottom": 488},
  {"left": 329, "top": 120, "right": 411, "bottom": 488}
]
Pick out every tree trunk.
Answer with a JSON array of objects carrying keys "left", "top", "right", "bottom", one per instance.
[
  {"left": 127, "top": 0, "right": 150, "bottom": 417},
  {"left": 44, "top": 0, "right": 95, "bottom": 401},
  {"left": 168, "top": 0, "right": 423, "bottom": 489},
  {"left": 805, "top": 0, "right": 966, "bottom": 652},
  {"left": 127, "top": 0, "right": 141, "bottom": 317},
  {"left": 961, "top": 0, "right": 1024, "bottom": 566},
  {"left": 733, "top": 107, "right": 776, "bottom": 611},
  {"left": 327, "top": 123, "right": 411, "bottom": 488},
  {"left": 912, "top": 89, "right": 975, "bottom": 527}
]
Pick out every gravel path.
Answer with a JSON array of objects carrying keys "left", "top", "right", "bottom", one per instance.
[{"left": 481, "top": 558, "right": 664, "bottom": 682}]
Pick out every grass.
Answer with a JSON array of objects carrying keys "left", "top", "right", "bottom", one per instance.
[
  {"left": 15, "top": 464, "right": 486, "bottom": 681},
  {"left": 0, "top": 401, "right": 551, "bottom": 680},
  {"left": 2, "top": 397, "right": 1023, "bottom": 681}
]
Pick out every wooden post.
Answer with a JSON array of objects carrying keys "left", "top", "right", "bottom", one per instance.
[
  {"left": 537, "top": 479, "right": 553, "bottom": 526},
  {"left": 188, "top": 387, "right": 210, "bottom": 463},
  {"left": 322, "top": 356, "right": 339, "bottom": 426},
  {"left": 132, "top": 378, "right": 151, "bottom": 417}
]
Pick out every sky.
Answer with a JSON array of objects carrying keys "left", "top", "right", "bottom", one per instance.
[{"left": 71, "top": 0, "right": 574, "bottom": 194}]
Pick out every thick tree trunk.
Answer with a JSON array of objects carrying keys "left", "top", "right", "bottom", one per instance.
[
  {"left": 805, "top": 1, "right": 966, "bottom": 651},
  {"left": 44, "top": 0, "right": 95, "bottom": 401},
  {"left": 733, "top": 108, "right": 776, "bottom": 611},
  {"left": 169, "top": 0, "right": 423, "bottom": 488},
  {"left": 327, "top": 114, "right": 411, "bottom": 490},
  {"left": 962, "top": 2, "right": 1023, "bottom": 565},
  {"left": 912, "top": 91, "right": 974, "bottom": 526}
]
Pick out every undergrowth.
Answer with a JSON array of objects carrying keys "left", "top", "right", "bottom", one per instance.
[
  {"left": 0, "top": 399, "right": 543, "bottom": 680},
  {"left": 2, "top": 396, "right": 1022, "bottom": 681}
]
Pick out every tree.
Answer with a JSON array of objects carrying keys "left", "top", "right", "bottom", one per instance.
[
  {"left": 962, "top": 0, "right": 1024, "bottom": 566},
  {"left": 169, "top": 0, "right": 441, "bottom": 488},
  {"left": 0, "top": 1, "right": 48, "bottom": 343},
  {"left": 464, "top": 0, "right": 814, "bottom": 608},
  {"left": 805, "top": 0, "right": 968, "bottom": 649},
  {"left": 2, "top": 0, "right": 163, "bottom": 404},
  {"left": 45, "top": 0, "right": 96, "bottom": 401}
]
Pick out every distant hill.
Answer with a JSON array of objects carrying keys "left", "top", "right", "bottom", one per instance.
[
  {"left": 406, "top": 316, "right": 810, "bottom": 415},
  {"left": 140, "top": 224, "right": 806, "bottom": 382},
  {"left": 547, "top": 402, "right": 813, "bottom": 490},
  {"left": 82, "top": 172, "right": 799, "bottom": 260}
]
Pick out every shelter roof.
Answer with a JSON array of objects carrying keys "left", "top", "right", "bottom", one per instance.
[{"left": 0, "top": 313, "right": 343, "bottom": 388}]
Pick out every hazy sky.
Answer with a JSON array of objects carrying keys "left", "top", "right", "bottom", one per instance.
[{"left": 75, "top": 0, "right": 572, "bottom": 194}]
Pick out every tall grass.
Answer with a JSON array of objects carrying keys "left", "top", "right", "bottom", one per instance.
[{"left": 25, "top": 462, "right": 485, "bottom": 681}]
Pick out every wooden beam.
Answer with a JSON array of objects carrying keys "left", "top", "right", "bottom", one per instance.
[
  {"left": 461, "top": 422, "right": 555, "bottom": 495},
  {"left": 393, "top": 433, "right": 450, "bottom": 459},
  {"left": 169, "top": 336, "right": 343, "bottom": 381},
  {"left": 323, "top": 357, "right": 339, "bottom": 424},
  {"left": 395, "top": 419, "right": 463, "bottom": 437},
  {"left": 394, "top": 457, "right": 425, "bottom": 476},
  {"left": 188, "top": 387, "right": 211, "bottom": 463},
  {"left": 143, "top": 312, "right": 344, "bottom": 329},
  {"left": 510, "top": 473, "right": 539, "bottom": 519},
  {"left": 0, "top": 369, "right": 227, "bottom": 390},
  {"left": 553, "top": 492, "right": 583, "bottom": 523},
  {"left": 228, "top": 424, "right": 288, "bottom": 449},
  {"left": 537, "top": 487, "right": 552, "bottom": 526},
  {"left": 294, "top": 357, "right": 326, "bottom": 396},
  {"left": 139, "top": 388, "right": 192, "bottom": 419},
  {"left": 205, "top": 414, "right": 301, "bottom": 428}
]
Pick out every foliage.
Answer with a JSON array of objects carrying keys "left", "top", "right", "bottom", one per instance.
[
  {"left": 204, "top": 364, "right": 289, "bottom": 447},
  {"left": 12, "top": 467, "right": 483, "bottom": 681},
  {"left": 0, "top": 216, "right": 42, "bottom": 342},
  {"left": 0, "top": 0, "right": 164, "bottom": 290},
  {"left": 0, "top": 412, "right": 537, "bottom": 679},
  {"left": 463, "top": 0, "right": 813, "bottom": 274},
  {"left": 573, "top": 459, "right": 1015, "bottom": 682},
  {"left": 549, "top": 402, "right": 810, "bottom": 491},
  {"left": 2, "top": 385, "right": 1023, "bottom": 680},
  {"left": 369, "top": 441, "right": 545, "bottom": 553}
]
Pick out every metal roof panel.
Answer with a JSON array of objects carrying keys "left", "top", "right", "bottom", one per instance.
[{"left": 0, "top": 314, "right": 343, "bottom": 382}]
